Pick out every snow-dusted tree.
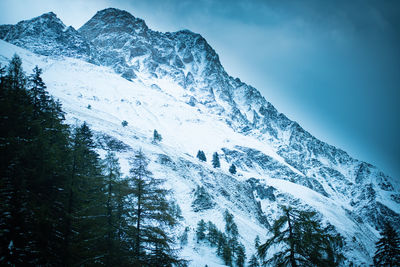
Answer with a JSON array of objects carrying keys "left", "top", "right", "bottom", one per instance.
[
  {"left": 196, "top": 219, "right": 207, "bottom": 242},
  {"left": 248, "top": 254, "right": 260, "bottom": 267},
  {"left": 126, "top": 150, "right": 182, "bottom": 265},
  {"left": 224, "top": 209, "right": 239, "bottom": 239},
  {"left": 229, "top": 164, "right": 237, "bottom": 174},
  {"left": 258, "top": 206, "right": 344, "bottom": 267},
  {"left": 153, "top": 129, "right": 162, "bottom": 142},
  {"left": 212, "top": 152, "right": 220, "bottom": 168},
  {"left": 196, "top": 150, "right": 207, "bottom": 161},
  {"left": 235, "top": 244, "right": 246, "bottom": 267},
  {"left": 373, "top": 222, "right": 400, "bottom": 266}
]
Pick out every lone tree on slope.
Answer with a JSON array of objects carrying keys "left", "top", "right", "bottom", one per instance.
[
  {"left": 212, "top": 152, "right": 220, "bottom": 168},
  {"left": 196, "top": 150, "right": 207, "bottom": 162}
]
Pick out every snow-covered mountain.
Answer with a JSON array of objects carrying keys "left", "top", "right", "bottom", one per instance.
[{"left": 1, "top": 8, "right": 399, "bottom": 266}]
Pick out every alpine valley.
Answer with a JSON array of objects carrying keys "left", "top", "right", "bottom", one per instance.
[{"left": 0, "top": 8, "right": 399, "bottom": 266}]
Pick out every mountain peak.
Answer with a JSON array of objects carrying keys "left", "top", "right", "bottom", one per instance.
[
  {"left": 27, "top": 11, "right": 65, "bottom": 28},
  {"left": 78, "top": 8, "right": 148, "bottom": 40},
  {"left": 95, "top": 7, "right": 134, "bottom": 18}
]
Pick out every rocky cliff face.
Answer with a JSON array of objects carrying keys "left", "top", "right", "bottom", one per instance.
[
  {"left": 0, "top": 12, "right": 90, "bottom": 58},
  {"left": 1, "top": 8, "right": 399, "bottom": 265}
]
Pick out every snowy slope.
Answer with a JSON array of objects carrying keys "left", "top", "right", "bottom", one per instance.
[{"left": 1, "top": 8, "right": 399, "bottom": 266}]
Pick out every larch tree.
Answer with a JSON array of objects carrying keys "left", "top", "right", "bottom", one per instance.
[
  {"left": 373, "top": 222, "right": 400, "bottom": 266},
  {"left": 126, "top": 150, "right": 183, "bottom": 266},
  {"left": 258, "top": 205, "right": 344, "bottom": 267}
]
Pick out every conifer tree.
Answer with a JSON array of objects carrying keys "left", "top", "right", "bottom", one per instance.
[
  {"left": 236, "top": 244, "right": 246, "bottom": 267},
  {"left": 62, "top": 122, "right": 106, "bottom": 266},
  {"left": 212, "top": 152, "right": 220, "bottom": 168},
  {"left": 224, "top": 209, "right": 239, "bottom": 239},
  {"left": 258, "top": 206, "right": 344, "bottom": 267},
  {"left": 248, "top": 254, "right": 260, "bottom": 267},
  {"left": 196, "top": 219, "right": 207, "bottom": 242},
  {"left": 0, "top": 56, "right": 70, "bottom": 265},
  {"left": 28, "top": 66, "right": 49, "bottom": 116},
  {"left": 229, "top": 164, "right": 237, "bottom": 174},
  {"left": 197, "top": 150, "right": 207, "bottom": 161},
  {"left": 126, "top": 150, "right": 182, "bottom": 265},
  {"left": 103, "top": 151, "right": 123, "bottom": 266},
  {"left": 222, "top": 243, "right": 233, "bottom": 266},
  {"left": 254, "top": 235, "right": 260, "bottom": 249},
  {"left": 373, "top": 222, "right": 400, "bottom": 266},
  {"left": 153, "top": 129, "right": 162, "bottom": 142},
  {"left": 207, "top": 221, "right": 219, "bottom": 246}
]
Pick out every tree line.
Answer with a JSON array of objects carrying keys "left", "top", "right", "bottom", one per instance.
[{"left": 0, "top": 55, "right": 185, "bottom": 266}]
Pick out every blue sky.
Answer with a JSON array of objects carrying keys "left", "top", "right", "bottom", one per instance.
[{"left": 1, "top": 0, "right": 399, "bottom": 180}]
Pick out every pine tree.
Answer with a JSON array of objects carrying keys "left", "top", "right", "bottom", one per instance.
[
  {"left": 0, "top": 56, "right": 70, "bottom": 265},
  {"left": 196, "top": 219, "right": 207, "bottom": 242},
  {"left": 229, "top": 164, "right": 237, "bottom": 174},
  {"left": 103, "top": 151, "right": 123, "bottom": 266},
  {"left": 153, "top": 129, "right": 162, "bottom": 143},
  {"left": 28, "top": 66, "right": 49, "bottom": 116},
  {"left": 207, "top": 221, "right": 219, "bottom": 246},
  {"left": 248, "top": 254, "right": 260, "bottom": 267},
  {"left": 235, "top": 244, "right": 246, "bottom": 267},
  {"left": 196, "top": 150, "right": 207, "bottom": 161},
  {"left": 62, "top": 122, "right": 107, "bottom": 266},
  {"left": 212, "top": 152, "right": 220, "bottom": 168},
  {"left": 126, "top": 150, "right": 182, "bottom": 265},
  {"left": 224, "top": 209, "right": 239, "bottom": 239},
  {"left": 254, "top": 235, "right": 260, "bottom": 249},
  {"left": 258, "top": 206, "right": 344, "bottom": 267},
  {"left": 179, "top": 227, "right": 189, "bottom": 246},
  {"left": 373, "top": 222, "right": 400, "bottom": 266}
]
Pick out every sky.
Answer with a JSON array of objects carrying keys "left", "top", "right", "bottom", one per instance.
[{"left": 1, "top": 0, "right": 399, "bottom": 180}]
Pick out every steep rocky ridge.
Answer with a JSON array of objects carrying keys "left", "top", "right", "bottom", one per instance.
[{"left": 1, "top": 8, "right": 399, "bottom": 265}]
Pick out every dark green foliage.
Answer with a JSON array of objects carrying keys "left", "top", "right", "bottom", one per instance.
[
  {"left": 248, "top": 254, "right": 260, "bottom": 267},
  {"left": 254, "top": 235, "right": 260, "bottom": 249},
  {"left": 196, "top": 219, "right": 207, "bottom": 242},
  {"left": 170, "top": 201, "right": 183, "bottom": 221},
  {"left": 212, "top": 152, "right": 220, "bottom": 168},
  {"left": 179, "top": 227, "right": 189, "bottom": 246},
  {"left": 235, "top": 244, "right": 246, "bottom": 267},
  {"left": 63, "top": 122, "right": 107, "bottom": 265},
  {"left": 103, "top": 151, "right": 123, "bottom": 266},
  {"left": 96, "top": 133, "right": 131, "bottom": 152},
  {"left": 153, "top": 129, "right": 162, "bottom": 142},
  {"left": 373, "top": 222, "right": 400, "bottom": 266},
  {"left": 126, "top": 150, "right": 182, "bottom": 265},
  {"left": 192, "top": 186, "right": 215, "bottom": 212},
  {"left": 222, "top": 244, "right": 233, "bottom": 266},
  {"left": 198, "top": 212, "right": 245, "bottom": 266},
  {"left": 121, "top": 120, "right": 128, "bottom": 127},
  {"left": 197, "top": 150, "right": 207, "bottom": 161},
  {"left": 0, "top": 57, "right": 70, "bottom": 265},
  {"left": 224, "top": 209, "right": 239, "bottom": 239},
  {"left": 207, "top": 221, "right": 220, "bottom": 246},
  {"left": 0, "top": 55, "right": 184, "bottom": 266},
  {"left": 258, "top": 205, "right": 344, "bottom": 267},
  {"left": 229, "top": 164, "right": 237, "bottom": 174}
]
